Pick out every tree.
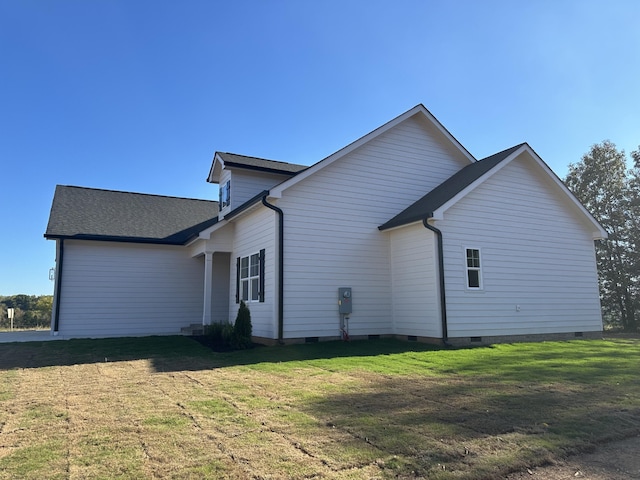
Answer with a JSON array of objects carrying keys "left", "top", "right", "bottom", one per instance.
[
  {"left": 627, "top": 147, "right": 640, "bottom": 313},
  {"left": 0, "top": 295, "right": 53, "bottom": 330},
  {"left": 565, "top": 141, "right": 638, "bottom": 332},
  {"left": 232, "top": 300, "right": 253, "bottom": 349}
]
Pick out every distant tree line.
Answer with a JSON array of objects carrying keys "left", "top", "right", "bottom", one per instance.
[
  {"left": 0, "top": 295, "right": 52, "bottom": 330},
  {"left": 565, "top": 141, "right": 640, "bottom": 332}
]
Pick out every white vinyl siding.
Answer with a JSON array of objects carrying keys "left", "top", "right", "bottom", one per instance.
[
  {"left": 389, "top": 223, "right": 442, "bottom": 337},
  {"left": 277, "top": 114, "right": 469, "bottom": 339},
  {"left": 57, "top": 241, "right": 203, "bottom": 338},
  {"left": 228, "top": 170, "right": 294, "bottom": 210},
  {"left": 229, "top": 207, "right": 277, "bottom": 338},
  {"left": 439, "top": 155, "right": 603, "bottom": 337}
]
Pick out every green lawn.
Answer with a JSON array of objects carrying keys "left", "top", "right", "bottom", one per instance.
[{"left": 0, "top": 336, "right": 639, "bottom": 479}]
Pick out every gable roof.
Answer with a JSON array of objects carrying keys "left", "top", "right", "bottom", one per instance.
[
  {"left": 379, "top": 143, "right": 608, "bottom": 240},
  {"left": 268, "top": 104, "right": 476, "bottom": 198},
  {"left": 378, "top": 143, "right": 525, "bottom": 230},
  {"left": 207, "top": 152, "right": 308, "bottom": 183},
  {"left": 45, "top": 185, "right": 218, "bottom": 245}
]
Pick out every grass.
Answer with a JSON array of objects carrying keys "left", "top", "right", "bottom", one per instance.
[{"left": 0, "top": 336, "right": 639, "bottom": 479}]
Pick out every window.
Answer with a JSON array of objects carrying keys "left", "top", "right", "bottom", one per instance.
[
  {"left": 236, "top": 250, "right": 265, "bottom": 303},
  {"left": 465, "top": 248, "right": 482, "bottom": 289},
  {"left": 219, "top": 180, "right": 230, "bottom": 210}
]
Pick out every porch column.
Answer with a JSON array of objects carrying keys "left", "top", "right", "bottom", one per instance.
[{"left": 202, "top": 251, "right": 213, "bottom": 325}]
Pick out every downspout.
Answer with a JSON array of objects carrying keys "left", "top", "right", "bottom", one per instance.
[
  {"left": 422, "top": 219, "right": 450, "bottom": 345},
  {"left": 52, "top": 238, "right": 64, "bottom": 334},
  {"left": 261, "top": 195, "right": 284, "bottom": 342}
]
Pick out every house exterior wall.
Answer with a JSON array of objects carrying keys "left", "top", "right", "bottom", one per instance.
[
  {"left": 228, "top": 206, "right": 278, "bottom": 338},
  {"left": 438, "top": 156, "right": 603, "bottom": 338},
  {"left": 275, "top": 114, "right": 470, "bottom": 339},
  {"left": 231, "top": 170, "right": 292, "bottom": 207},
  {"left": 219, "top": 169, "right": 294, "bottom": 219},
  {"left": 389, "top": 223, "right": 442, "bottom": 337},
  {"left": 57, "top": 240, "right": 203, "bottom": 337}
]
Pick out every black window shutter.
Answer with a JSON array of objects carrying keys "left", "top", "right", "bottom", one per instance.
[
  {"left": 235, "top": 256, "right": 240, "bottom": 304},
  {"left": 259, "top": 249, "right": 265, "bottom": 302}
]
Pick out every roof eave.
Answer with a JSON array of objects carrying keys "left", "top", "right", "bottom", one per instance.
[
  {"left": 223, "top": 162, "right": 305, "bottom": 177},
  {"left": 207, "top": 153, "right": 224, "bottom": 184},
  {"left": 378, "top": 213, "right": 433, "bottom": 232},
  {"left": 43, "top": 234, "right": 187, "bottom": 246},
  {"left": 521, "top": 146, "right": 609, "bottom": 240}
]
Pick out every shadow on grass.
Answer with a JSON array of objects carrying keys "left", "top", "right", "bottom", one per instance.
[
  {"left": 299, "top": 374, "right": 640, "bottom": 478},
  {"left": 1, "top": 336, "right": 639, "bottom": 389},
  {"left": 0, "top": 336, "right": 443, "bottom": 371}
]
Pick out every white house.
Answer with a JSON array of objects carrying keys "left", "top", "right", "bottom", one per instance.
[{"left": 45, "top": 105, "right": 607, "bottom": 345}]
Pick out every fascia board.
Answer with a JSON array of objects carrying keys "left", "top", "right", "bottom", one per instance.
[
  {"left": 418, "top": 105, "right": 476, "bottom": 165},
  {"left": 524, "top": 147, "right": 609, "bottom": 240},
  {"left": 270, "top": 104, "right": 476, "bottom": 198},
  {"left": 41, "top": 234, "right": 183, "bottom": 246},
  {"left": 206, "top": 153, "right": 225, "bottom": 184},
  {"left": 378, "top": 219, "right": 424, "bottom": 233},
  {"left": 431, "top": 145, "right": 609, "bottom": 240},
  {"left": 432, "top": 145, "right": 527, "bottom": 220}
]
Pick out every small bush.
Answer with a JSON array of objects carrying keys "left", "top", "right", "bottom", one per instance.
[
  {"left": 204, "top": 322, "right": 234, "bottom": 343},
  {"left": 232, "top": 301, "right": 253, "bottom": 349}
]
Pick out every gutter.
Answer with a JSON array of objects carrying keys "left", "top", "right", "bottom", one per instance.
[
  {"left": 52, "top": 239, "right": 64, "bottom": 333},
  {"left": 261, "top": 194, "right": 284, "bottom": 342},
  {"left": 422, "top": 219, "right": 450, "bottom": 345}
]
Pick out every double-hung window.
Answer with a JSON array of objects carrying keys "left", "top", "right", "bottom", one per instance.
[
  {"left": 465, "top": 248, "right": 482, "bottom": 289},
  {"left": 236, "top": 250, "right": 265, "bottom": 303}
]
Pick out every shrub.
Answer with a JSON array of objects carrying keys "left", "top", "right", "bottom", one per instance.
[
  {"left": 232, "top": 301, "right": 253, "bottom": 349},
  {"left": 203, "top": 322, "right": 234, "bottom": 344}
]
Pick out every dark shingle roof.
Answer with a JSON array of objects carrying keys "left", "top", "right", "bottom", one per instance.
[
  {"left": 379, "top": 143, "right": 526, "bottom": 231},
  {"left": 217, "top": 152, "right": 308, "bottom": 175},
  {"left": 45, "top": 186, "right": 218, "bottom": 245}
]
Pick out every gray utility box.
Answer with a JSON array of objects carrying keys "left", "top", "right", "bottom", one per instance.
[{"left": 338, "top": 287, "right": 352, "bottom": 314}]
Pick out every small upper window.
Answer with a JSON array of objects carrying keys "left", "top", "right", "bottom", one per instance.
[
  {"left": 466, "top": 248, "right": 482, "bottom": 289},
  {"left": 219, "top": 180, "right": 230, "bottom": 210}
]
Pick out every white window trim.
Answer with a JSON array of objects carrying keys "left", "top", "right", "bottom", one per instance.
[
  {"left": 464, "top": 246, "right": 483, "bottom": 290},
  {"left": 239, "top": 252, "right": 260, "bottom": 302}
]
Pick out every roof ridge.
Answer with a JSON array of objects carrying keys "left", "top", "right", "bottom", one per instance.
[{"left": 57, "top": 185, "right": 217, "bottom": 203}]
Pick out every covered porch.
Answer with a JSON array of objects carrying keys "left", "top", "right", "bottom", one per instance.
[{"left": 189, "top": 221, "right": 234, "bottom": 328}]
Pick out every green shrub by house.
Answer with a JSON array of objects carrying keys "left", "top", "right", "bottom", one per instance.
[
  {"left": 203, "top": 322, "right": 234, "bottom": 343},
  {"left": 232, "top": 301, "right": 252, "bottom": 349}
]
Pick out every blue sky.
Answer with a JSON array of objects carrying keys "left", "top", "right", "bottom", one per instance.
[{"left": 1, "top": 0, "right": 639, "bottom": 295}]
